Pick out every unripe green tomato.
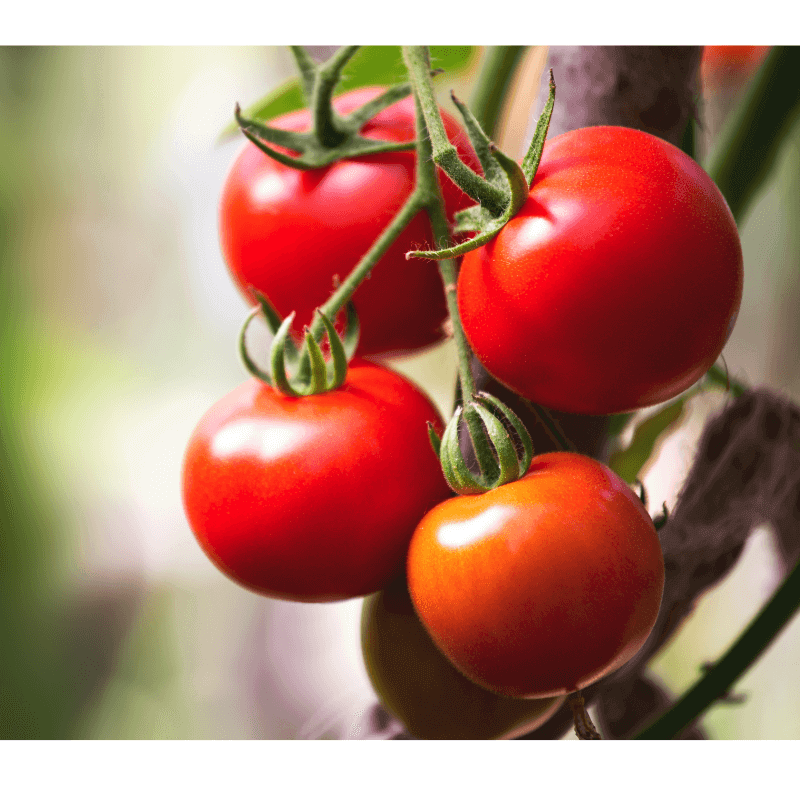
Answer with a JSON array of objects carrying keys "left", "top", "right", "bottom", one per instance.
[{"left": 361, "top": 578, "right": 564, "bottom": 739}]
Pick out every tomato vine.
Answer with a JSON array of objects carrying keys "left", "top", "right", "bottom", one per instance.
[{"left": 180, "top": 45, "right": 800, "bottom": 741}]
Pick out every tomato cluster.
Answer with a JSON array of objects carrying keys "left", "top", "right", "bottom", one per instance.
[{"left": 182, "top": 64, "right": 743, "bottom": 737}]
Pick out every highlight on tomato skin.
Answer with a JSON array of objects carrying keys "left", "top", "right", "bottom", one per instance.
[
  {"left": 361, "top": 576, "right": 565, "bottom": 740},
  {"left": 181, "top": 360, "right": 452, "bottom": 602},
  {"left": 219, "top": 86, "right": 479, "bottom": 359},
  {"left": 406, "top": 452, "right": 665, "bottom": 700},
  {"left": 457, "top": 125, "right": 744, "bottom": 416}
]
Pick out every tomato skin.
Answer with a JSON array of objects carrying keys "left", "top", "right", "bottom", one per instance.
[
  {"left": 407, "top": 452, "right": 664, "bottom": 699},
  {"left": 457, "top": 125, "right": 744, "bottom": 415},
  {"left": 220, "top": 87, "right": 477, "bottom": 358},
  {"left": 362, "top": 576, "right": 564, "bottom": 739},
  {"left": 182, "top": 360, "right": 451, "bottom": 602}
]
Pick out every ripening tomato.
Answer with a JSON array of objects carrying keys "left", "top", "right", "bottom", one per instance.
[
  {"left": 182, "top": 360, "right": 451, "bottom": 602},
  {"left": 701, "top": 46, "right": 770, "bottom": 90},
  {"left": 457, "top": 125, "right": 743, "bottom": 416},
  {"left": 407, "top": 452, "right": 664, "bottom": 699},
  {"left": 220, "top": 86, "right": 478, "bottom": 358},
  {"left": 362, "top": 576, "right": 564, "bottom": 739}
]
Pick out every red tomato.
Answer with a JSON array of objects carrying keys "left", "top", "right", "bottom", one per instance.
[
  {"left": 220, "top": 87, "right": 477, "bottom": 358},
  {"left": 182, "top": 360, "right": 451, "bottom": 602},
  {"left": 407, "top": 452, "right": 664, "bottom": 699},
  {"left": 457, "top": 125, "right": 743, "bottom": 415},
  {"left": 701, "top": 46, "right": 770, "bottom": 89}
]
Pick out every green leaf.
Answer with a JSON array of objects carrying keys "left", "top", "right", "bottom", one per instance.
[
  {"left": 220, "top": 46, "right": 477, "bottom": 141},
  {"left": 609, "top": 398, "right": 689, "bottom": 484}
]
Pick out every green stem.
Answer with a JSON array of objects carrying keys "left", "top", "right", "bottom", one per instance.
[
  {"left": 312, "top": 46, "right": 360, "bottom": 147},
  {"left": 309, "top": 193, "right": 425, "bottom": 341},
  {"left": 706, "top": 362, "right": 747, "bottom": 398},
  {"left": 521, "top": 400, "right": 575, "bottom": 453},
  {"left": 469, "top": 46, "right": 527, "bottom": 139},
  {"left": 403, "top": 45, "right": 476, "bottom": 402},
  {"left": 634, "top": 555, "right": 800, "bottom": 739},
  {"left": 404, "top": 45, "right": 506, "bottom": 216}
]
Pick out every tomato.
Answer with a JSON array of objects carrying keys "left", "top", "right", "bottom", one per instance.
[
  {"left": 407, "top": 452, "right": 664, "bottom": 699},
  {"left": 457, "top": 125, "right": 743, "bottom": 416},
  {"left": 701, "top": 46, "right": 770, "bottom": 89},
  {"left": 182, "top": 360, "right": 451, "bottom": 602},
  {"left": 220, "top": 86, "right": 477, "bottom": 358},
  {"left": 362, "top": 576, "right": 564, "bottom": 739}
]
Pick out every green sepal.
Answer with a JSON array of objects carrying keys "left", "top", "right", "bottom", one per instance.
[
  {"left": 461, "top": 404, "right": 499, "bottom": 485},
  {"left": 521, "top": 69, "right": 555, "bottom": 185},
  {"left": 408, "top": 71, "right": 556, "bottom": 262},
  {"left": 440, "top": 407, "right": 488, "bottom": 495},
  {"left": 427, "top": 422, "right": 442, "bottom": 458},
  {"left": 492, "top": 144, "right": 529, "bottom": 211},
  {"left": 436, "top": 392, "right": 536, "bottom": 495},
  {"left": 448, "top": 91, "right": 505, "bottom": 185},
  {"left": 341, "top": 83, "right": 418, "bottom": 131},
  {"left": 469, "top": 402, "right": 521, "bottom": 485},
  {"left": 476, "top": 392, "right": 533, "bottom": 476},
  {"left": 239, "top": 293, "right": 360, "bottom": 396},
  {"left": 316, "top": 310, "right": 348, "bottom": 388},
  {"left": 269, "top": 313, "right": 302, "bottom": 397},
  {"left": 452, "top": 205, "right": 494, "bottom": 234},
  {"left": 220, "top": 46, "right": 476, "bottom": 141},
  {"left": 231, "top": 45, "right": 449, "bottom": 172},
  {"left": 303, "top": 326, "right": 329, "bottom": 394},
  {"left": 408, "top": 154, "right": 523, "bottom": 260},
  {"left": 235, "top": 103, "right": 416, "bottom": 171},
  {"left": 253, "top": 290, "right": 299, "bottom": 362},
  {"left": 239, "top": 305, "right": 274, "bottom": 387}
]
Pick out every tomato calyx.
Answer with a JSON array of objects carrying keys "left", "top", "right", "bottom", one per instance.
[
  {"left": 234, "top": 46, "right": 435, "bottom": 171},
  {"left": 429, "top": 392, "right": 533, "bottom": 495},
  {"left": 239, "top": 291, "right": 360, "bottom": 396},
  {"left": 405, "top": 67, "right": 556, "bottom": 261}
]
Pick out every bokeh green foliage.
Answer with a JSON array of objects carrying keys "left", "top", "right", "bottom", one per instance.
[
  {"left": 0, "top": 48, "right": 76, "bottom": 737},
  {"left": 0, "top": 48, "right": 141, "bottom": 738}
]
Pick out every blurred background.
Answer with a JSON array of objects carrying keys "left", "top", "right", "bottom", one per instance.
[{"left": 1, "top": 45, "right": 798, "bottom": 740}]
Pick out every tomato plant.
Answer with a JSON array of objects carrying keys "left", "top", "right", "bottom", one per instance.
[
  {"left": 219, "top": 86, "right": 478, "bottom": 358},
  {"left": 407, "top": 452, "right": 665, "bottom": 699},
  {"left": 182, "top": 360, "right": 451, "bottom": 602},
  {"left": 457, "top": 125, "right": 744, "bottom": 415},
  {"left": 362, "top": 576, "right": 564, "bottom": 739}
]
